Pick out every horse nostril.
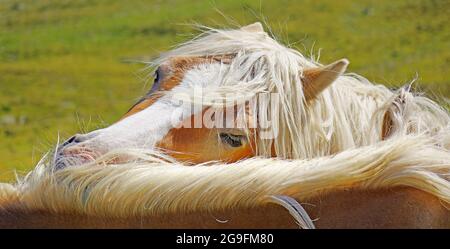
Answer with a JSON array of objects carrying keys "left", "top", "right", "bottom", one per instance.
[
  {"left": 67, "top": 136, "right": 76, "bottom": 143},
  {"left": 60, "top": 131, "right": 102, "bottom": 151},
  {"left": 62, "top": 134, "right": 84, "bottom": 147},
  {"left": 62, "top": 136, "right": 76, "bottom": 147},
  {"left": 73, "top": 135, "right": 84, "bottom": 143}
]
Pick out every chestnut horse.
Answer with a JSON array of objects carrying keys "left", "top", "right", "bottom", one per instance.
[{"left": 0, "top": 23, "right": 449, "bottom": 228}]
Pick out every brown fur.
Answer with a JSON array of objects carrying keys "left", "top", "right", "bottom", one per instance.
[
  {"left": 156, "top": 108, "right": 256, "bottom": 164},
  {"left": 1, "top": 187, "right": 448, "bottom": 228},
  {"left": 123, "top": 56, "right": 229, "bottom": 119}
]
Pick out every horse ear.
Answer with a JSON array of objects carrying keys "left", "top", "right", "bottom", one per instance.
[
  {"left": 241, "top": 22, "right": 264, "bottom": 33},
  {"left": 302, "top": 59, "right": 349, "bottom": 100}
]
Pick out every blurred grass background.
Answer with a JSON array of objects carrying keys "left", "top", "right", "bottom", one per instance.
[{"left": 0, "top": 0, "right": 449, "bottom": 182}]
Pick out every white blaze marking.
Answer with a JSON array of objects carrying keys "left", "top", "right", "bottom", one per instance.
[{"left": 87, "top": 63, "right": 227, "bottom": 150}]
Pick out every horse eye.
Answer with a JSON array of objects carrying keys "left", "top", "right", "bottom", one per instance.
[
  {"left": 154, "top": 69, "right": 160, "bottom": 83},
  {"left": 219, "top": 133, "right": 244, "bottom": 147},
  {"left": 150, "top": 67, "right": 162, "bottom": 93}
]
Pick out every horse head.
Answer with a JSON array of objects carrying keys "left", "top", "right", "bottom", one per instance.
[{"left": 55, "top": 23, "right": 351, "bottom": 168}]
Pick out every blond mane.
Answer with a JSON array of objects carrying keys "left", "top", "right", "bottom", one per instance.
[{"left": 149, "top": 24, "right": 449, "bottom": 159}]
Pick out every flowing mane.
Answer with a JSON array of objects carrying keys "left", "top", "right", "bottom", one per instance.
[
  {"left": 148, "top": 24, "right": 449, "bottom": 159},
  {"left": 0, "top": 23, "right": 449, "bottom": 227}
]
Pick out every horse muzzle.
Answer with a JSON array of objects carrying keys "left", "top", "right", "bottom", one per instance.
[{"left": 54, "top": 132, "right": 102, "bottom": 169}]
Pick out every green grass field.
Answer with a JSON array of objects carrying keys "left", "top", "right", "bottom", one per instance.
[{"left": 0, "top": 0, "right": 449, "bottom": 182}]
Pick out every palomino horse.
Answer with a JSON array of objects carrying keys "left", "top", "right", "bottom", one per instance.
[{"left": 0, "top": 23, "right": 449, "bottom": 228}]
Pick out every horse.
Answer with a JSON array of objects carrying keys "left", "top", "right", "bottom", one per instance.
[{"left": 0, "top": 22, "right": 449, "bottom": 228}]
